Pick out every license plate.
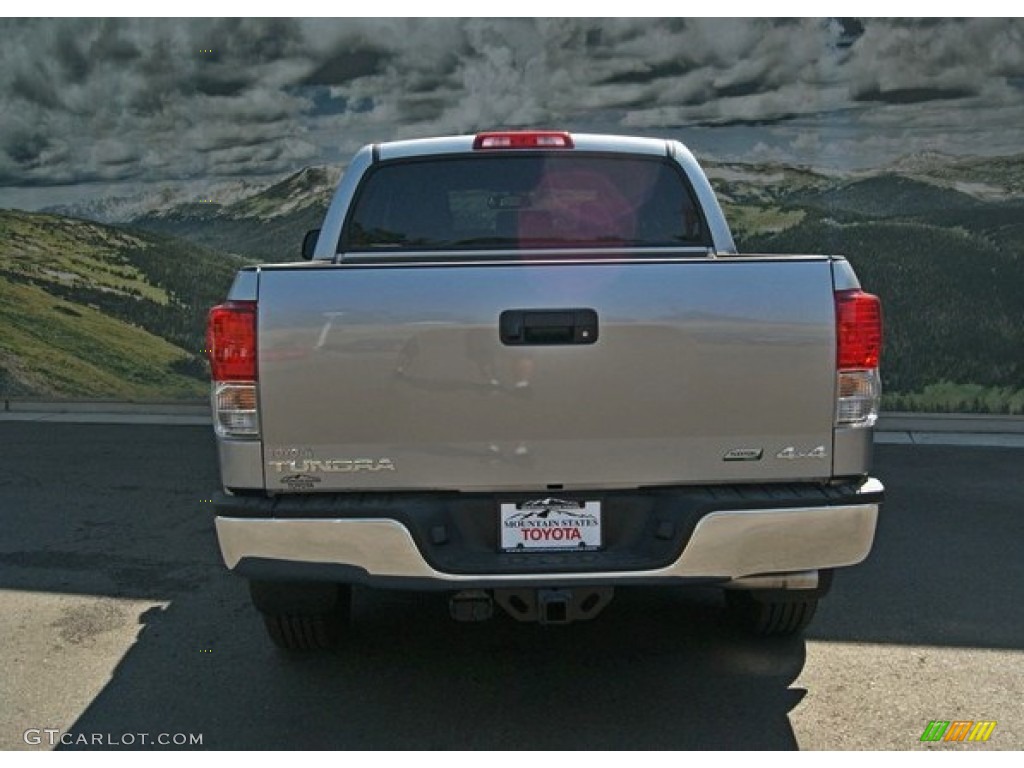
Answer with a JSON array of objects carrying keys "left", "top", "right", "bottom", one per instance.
[{"left": 499, "top": 498, "right": 602, "bottom": 552}]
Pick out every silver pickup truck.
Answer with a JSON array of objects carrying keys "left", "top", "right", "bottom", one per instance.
[{"left": 207, "top": 131, "right": 884, "bottom": 650}]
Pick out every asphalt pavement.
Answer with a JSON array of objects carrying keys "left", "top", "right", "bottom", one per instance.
[{"left": 0, "top": 420, "right": 1021, "bottom": 750}]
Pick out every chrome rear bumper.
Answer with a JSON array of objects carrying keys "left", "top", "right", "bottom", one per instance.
[{"left": 215, "top": 479, "right": 882, "bottom": 588}]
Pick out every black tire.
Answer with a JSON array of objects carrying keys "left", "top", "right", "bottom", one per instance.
[
  {"left": 725, "top": 589, "right": 818, "bottom": 636},
  {"left": 249, "top": 581, "right": 352, "bottom": 651}
]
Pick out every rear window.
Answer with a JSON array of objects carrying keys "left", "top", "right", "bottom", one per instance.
[{"left": 342, "top": 154, "right": 709, "bottom": 252}]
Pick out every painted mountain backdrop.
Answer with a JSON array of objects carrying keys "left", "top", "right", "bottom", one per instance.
[
  {"left": 2, "top": 152, "right": 1023, "bottom": 411},
  {"left": 710, "top": 154, "right": 1024, "bottom": 412},
  {"left": 2, "top": 19, "right": 1023, "bottom": 411}
]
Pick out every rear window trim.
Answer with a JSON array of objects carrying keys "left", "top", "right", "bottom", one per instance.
[{"left": 336, "top": 150, "right": 713, "bottom": 257}]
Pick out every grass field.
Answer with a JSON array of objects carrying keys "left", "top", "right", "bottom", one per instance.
[
  {"left": 0, "top": 209, "right": 246, "bottom": 399},
  {"left": 0, "top": 278, "right": 205, "bottom": 399}
]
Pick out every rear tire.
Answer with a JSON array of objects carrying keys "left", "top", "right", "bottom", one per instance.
[
  {"left": 249, "top": 581, "right": 352, "bottom": 651},
  {"left": 725, "top": 589, "right": 818, "bottom": 636}
]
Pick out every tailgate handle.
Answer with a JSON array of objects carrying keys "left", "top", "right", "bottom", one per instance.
[{"left": 499, "top": 309, "right": 599, "bottom": 346}]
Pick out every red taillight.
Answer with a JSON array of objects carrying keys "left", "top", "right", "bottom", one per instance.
[
  {"left": 835, "top": 290, "right": 882, "bottom": 369},
  {"left": 473, "top": 131, "right": 574, "bottom": 150},
  {"left": 206, "top": 301, "right": 257, "bottom": 381}
]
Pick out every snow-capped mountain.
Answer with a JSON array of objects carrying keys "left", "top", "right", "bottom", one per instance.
[
  {"left": 43, "top": 176, "right": 278, "bottom": 224},
  {"left": 125, "top": 165, "right": 344, "bottom": 262}
]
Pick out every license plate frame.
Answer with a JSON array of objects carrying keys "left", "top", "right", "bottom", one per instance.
[{"left": 499, "top": 498, "right": 602, "bottom": 552}]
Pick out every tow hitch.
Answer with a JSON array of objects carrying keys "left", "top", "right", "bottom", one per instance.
[{"left": 494, "top": 587, "right": 615, "bottom": 624}]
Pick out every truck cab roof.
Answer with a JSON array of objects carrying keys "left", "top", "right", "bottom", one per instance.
[{"left": 376, "top": 132, "right": 674, "bottom": 161}]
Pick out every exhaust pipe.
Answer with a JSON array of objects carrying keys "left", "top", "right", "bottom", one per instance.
[
  {"left": 449, "top": 589, "right": 494, "bottom": 622},
  {"left": 725, "top": 570, "right": 819, "bottom": 591}
]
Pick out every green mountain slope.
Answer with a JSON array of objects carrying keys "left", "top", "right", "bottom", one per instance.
[
  {"left": 0, "top": 210, "right": 247, "bottom": 399},
  {"left": 723, "top": 155, "right": 1024, "bottom": 412},
  {"left": 789, "top": 174, "right": 985, "bottom": 219},
  {"left": 133, "top": 206, "right": 325, "bottom": 263},
  {"left": 894, "top": 152, "right": 1024, "bottom": 200},
  {"left": 746, "top": 212, "right": 1024, "bottom": 403},
  {"left": 705, "top": 161, "right": 832, "bottom": 205}
]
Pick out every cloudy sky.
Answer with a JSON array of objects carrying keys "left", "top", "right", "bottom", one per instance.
[{"left": 2, "top": 17, "right": 1023, "bottom": 209}]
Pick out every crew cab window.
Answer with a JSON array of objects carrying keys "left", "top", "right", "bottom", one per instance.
[{"left": 342, "top": 154, "right": 708, "bottom": 251}]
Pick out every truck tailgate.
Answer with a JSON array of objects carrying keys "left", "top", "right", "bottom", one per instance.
[{"left": 257, "top": 258, "right": 838, "bottom": 492}]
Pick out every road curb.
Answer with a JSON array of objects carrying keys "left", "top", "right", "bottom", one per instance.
[
  {"left": 5, "top": 402, "right": 1024, "bottom": 430},
  {"left": 877, "top": 412, "right": 1024, "bottom": 434},
  {"left": 3, "top": 399, "right": 209, "bottom": 416},
  {"left": 874, "top": 432, "right": 1024, "bottom": 448},
  {"left": 3, "top": 404, "right": 1024, "bottom": 447}
]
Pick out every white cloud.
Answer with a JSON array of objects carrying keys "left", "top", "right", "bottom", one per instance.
[{"left": 1, "top": 17, "right": 1022, "bottom": 194}]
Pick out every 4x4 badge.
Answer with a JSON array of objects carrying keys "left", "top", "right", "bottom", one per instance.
[{"left": 776, "top": 446, "right": 827, "bottom": 460}]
